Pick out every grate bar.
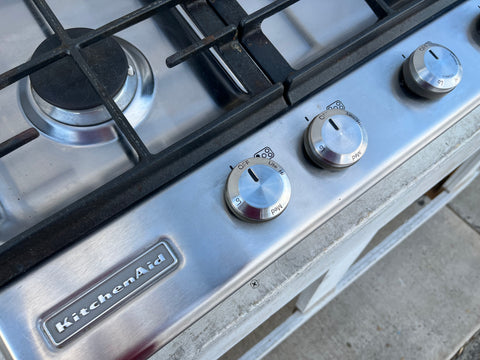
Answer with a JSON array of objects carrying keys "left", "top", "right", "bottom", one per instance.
[
  {"left": 365, "top": 0, "right": 395, "bottom": 18},
  {"left": 208, "top": 0, "right": 293, "bottom": 84},
  {"left": 31, "top": 0, "right": 68, "bottom": 38},
  {"left": 240, "top": 0, "right": 301, "bottom": 32},
  {"left": 166, "top": 24, "right": 238, "bottom": 68},
  {"left": 175, "top": 1, "right": 272, "bottom": 94},
  {"left": 70, "top": 47, "right": 151, "bottom": 161},
  {"left": 0, "top": 128, "right": 40, "bottom": 158},
  {"left": 0, "top": 47, "right": 66, "bottom": 90},
  {"left": 206, "top": 0, "right": 247, "bottom": 25},
  {"left": 75, "top": 0, "right": 183, "bottom": 49}
]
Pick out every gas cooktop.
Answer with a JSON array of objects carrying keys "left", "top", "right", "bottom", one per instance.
[{"left": 0, "top": 0, "right": 478, "bottom": 359}]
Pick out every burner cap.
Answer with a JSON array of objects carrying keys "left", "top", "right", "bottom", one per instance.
[{"left": 30, "top": 28, "right": 128, "bottom": 111}]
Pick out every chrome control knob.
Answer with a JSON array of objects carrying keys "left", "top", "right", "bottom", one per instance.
[
  {"left": 225, "top": 157, "right": 291, "bottom": 222},
  {"left": 402, "top": 42, "right": 462, "bottom": 99},
  {"left": 304, "top": 109, "right": 367, "bottom": 170}
]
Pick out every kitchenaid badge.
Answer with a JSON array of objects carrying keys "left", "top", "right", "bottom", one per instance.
[{"left": 42, "top": 241, "right": 178, "bottom": 346}]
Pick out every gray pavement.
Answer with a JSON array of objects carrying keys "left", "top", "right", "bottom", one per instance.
[
  {"left": 225, "top": 176, "right": 480, "bottom": 360},
  {"left": 449, "top": 177, "right": 480, "bottom": 234}
]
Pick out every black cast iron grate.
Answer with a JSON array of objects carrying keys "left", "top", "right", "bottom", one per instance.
[{"left": 0, "top": 0, "right": 465, "bottom": 287}]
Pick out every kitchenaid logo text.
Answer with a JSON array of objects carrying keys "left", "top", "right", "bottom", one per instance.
[
  {"left": 53, "top": 253, "right": 167, "bottom": 334},
  {"left": 42, "top": 241, "right": 178, "bottom": 346}
]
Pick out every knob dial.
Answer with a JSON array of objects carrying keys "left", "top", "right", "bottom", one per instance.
[
  {"left": 402, "top": 42, "right": 462, "bottom": 99},
  {"left": 225, "top": 157, "right": 291, "bottom": 222},
  {"left": 304, "top": 109, "right": 367, "bottom": 170}
]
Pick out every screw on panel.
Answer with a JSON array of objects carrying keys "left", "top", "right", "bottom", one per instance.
[{"left": 250, "top": 279, "right": 259, "bottom": 288}]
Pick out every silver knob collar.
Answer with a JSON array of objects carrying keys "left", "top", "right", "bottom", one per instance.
[
  {"left": 225, "top": 157, "right": 291, "bottom": 222},
  {"left": 304, "top": 109, "right": 367, "bottom": 169},
  {"left": 402, "top": 42, "right": 462, "bottom": 99}
]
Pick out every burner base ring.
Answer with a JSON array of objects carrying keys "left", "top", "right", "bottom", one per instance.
[{"left": 19, "top": 39, "right": 155, "bottom": 146}]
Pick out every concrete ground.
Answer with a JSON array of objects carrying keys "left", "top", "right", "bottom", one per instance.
[{"left": 223, "top": 175, "right": 480, "bottom": 360}]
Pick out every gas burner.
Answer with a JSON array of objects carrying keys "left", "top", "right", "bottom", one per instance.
[
  {"left": 31, "top": 28, "right": 129, "bottom": 111},
  {"left": 19, "top": 28, "right": 154, "bottom": 145}
]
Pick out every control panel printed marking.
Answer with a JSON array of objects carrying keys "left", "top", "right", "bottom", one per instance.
[
  {"left": 352, "top": 151, "right": 362, "bottom": 161},
  {"left": 326, "top": 100, "right": 345, "bottom": 110},
  {"left": 254, "top": 146, "right": 275, "bottom": 159},
  {"left": 42, "top": 241, "right": 178, "bottom": 346}
]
